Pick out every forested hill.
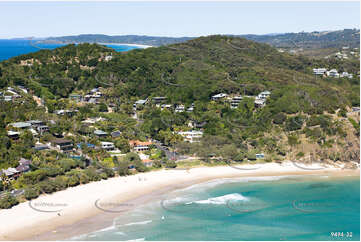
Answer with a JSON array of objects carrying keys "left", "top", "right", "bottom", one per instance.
[
  {"left": 39, "top": 29, "right": 360, "bottom": 50},
  {"left": 239, "top": 29, "right": 360, "bottom": 49},
  {"left": 0, "top": 35, "right": 359, "bottom": 168},
  {"left": 1, "top": 35, "right": 359, "bottom": 110}
]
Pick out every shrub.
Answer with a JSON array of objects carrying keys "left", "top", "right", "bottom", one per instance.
[
  {"left": 67, "top": 175, "right": 80, "bottom": 187},
  {"left": 0, "top": 194, "right": 19, "bottom": 209},
  {"left": 152, "top": 160, "right": 162, "bottom": 168},
  {"left": 165, "top": 160, "right": 177, "bottom": 168},
  {"left": 24, "top": 187, "right": 40, "bottom": 200},
  {"left": 273, "top": 113, "right": 286, "bottom": 124}
]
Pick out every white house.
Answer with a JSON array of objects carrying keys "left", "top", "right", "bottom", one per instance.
[
  {"left": 211, "top": 93, "right": 228, "bottom": 101},
  {"left": 175, "top": 104, "right": 185, "bottom": 113},
  {"left": 101, "top": 142, "right": 115, "bottom": 151},
  {"left": 176, "top": 130, "right": 203, "bottom": 143},
  {"left": 327, "top": 69, "right": 339, "bottom": 78},
  {"left": 230, "top": 96, "right": 243, "bottom": 109},
  {"left": 313, "top": 68, "right": 327, "bottom": 75},
  {"left": 340, "top": 72, "right": 353, "bottom": 79},
  {"left": 258, "top": 91, "right": 271, "bottom": 99}
]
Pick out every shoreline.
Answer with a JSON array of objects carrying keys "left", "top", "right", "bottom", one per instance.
[
  {"left": 98, "top": 42, "right": 153, "bottom": 49},
  {"left": 0, "top": 162, "right": 359, "bottom": 241}
]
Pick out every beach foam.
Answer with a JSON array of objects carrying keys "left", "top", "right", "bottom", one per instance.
[{"left": 192, "top": 193, "right": 249, "bottom": 205}]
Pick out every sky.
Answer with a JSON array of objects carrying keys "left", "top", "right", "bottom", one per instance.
[{"left": 0, "top": 1, "right": 359, "bottom": 38}]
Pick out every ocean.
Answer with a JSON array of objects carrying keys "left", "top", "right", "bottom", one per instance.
[
  {"left": 0, "top": 39, "right": 139, "bottom": 61},
  {"left": 73, "top": 175, "right": 360, "bottom": 241}
]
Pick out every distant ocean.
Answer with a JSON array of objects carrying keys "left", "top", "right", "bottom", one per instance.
[
  {"left": 73, "top": 175, "right": 360, "bottom": 241},
  {"left": 0, "top": 39, "right": 139, "bottom": 61}
]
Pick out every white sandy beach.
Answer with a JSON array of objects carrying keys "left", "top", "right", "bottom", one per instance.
[
  {"left": 99, "top": 42, "right": 153, "bottom": 49},
  {"left": 0, "top": 161, "right": 359, "bottom": 240}
]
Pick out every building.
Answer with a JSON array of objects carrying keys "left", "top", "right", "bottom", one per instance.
[
  {"left": 340, "top": 72, "right": 353, "bottom": 79},
  {"left": 104, "top": 55, "right": 113, "bottom": 61},
  {"left": 230, "top": 96, "right": 243, "bottom": 109},
  {"left": 256, "top": 153, "right": 265, "bottom": 159},
  {"left": 26, "top": 120, "right": 45, "bottom": 127},
  {"left": 111, "top": 130, "right": 122, "bottom": 138},
  {"left": 37, "top": 125, "right": 49, "bottom": 135},
  {"left": 129, "top": 140, "right": 153, "bottom": 152},
  {"left": 211, "top": 93, "right": 228, "bottom": 101},
  {"left": 313, "top": 68, "right": 327, "bottom": 75},
  {"left": 101, "top": 142, "right": 115, "bottom": 151},
  {"left": 160, "top": 104, "right": 172, "bottom": 110},
  {"left": 134, "top": 99, "right": 148, "bottom": 109},
  {"left": 176, "top": 130, "right": 203, "bottom": 143},
  {"left": 327, "top": 69, "right": 339, "bottom": 78},
  {"left": 9, "top": 122, "right": 31, "bottom": 129},
  {"left": 1, "top": 167, "right": 20, "bottom": 180},
  {"left": 254, "top": 97, "right": 266, "bottom": 108},
  {"left": 51, "top": 139, "right": 73, "bottom": 152},
  {"left": 187, "top": 103, "right": 195, "bottom": 113},
  {"left": 7, "top": 131, "right": 20, "bottom": 140},
  {"left": 33, "top": 143, "right": 49, "bottom": 151},
  {"left": 152, "top": 97, "right": 166, "bottom": 104},
  {"left": 94, "top": 130, "right": 108, "bottom": 137},
  {"left": 258, "top": 91, "right": 271, "bottom": 99},
  {"left": 175, "top": 104, "right": 185, "bottom": 113}
]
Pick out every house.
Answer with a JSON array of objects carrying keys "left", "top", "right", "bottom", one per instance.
[
  {"left": 175, "top": 104, "right": 185, "bottom": 113},
  {"left": 104, "top": 55, "right": 113, "bottom": 61},
  {"left": 29, "top": 128, "right": 38, "bottom": 136},
  {"left": 134, "top": 99, "right": 148, "bottom": 109},
  {"left": 129, "top": 140, "right": 153, "bottom": 152},
  {"left": 9, "top": 122, "right": 31, "bottom": 129},
  {"left": 258, "top": 91, "right": 271, "bottom": 99},
  {"left": 26, "top": 120, "right": 45, "bottom": 128},
  {"left": 55, "top": 109, "right": 78, "bottom": 116},
  {"left": 33, "top": 143, "right": 49, "bottom": 151},
  {"left": 254, "top": 97, "right": 266, "bottom": 108},
  {"left": 313, "top": 68, "right": 327, "bottom": 75},
  {"left": 51, "top": 139, "right": 73, "bottom": 152},
  {"left": 37, "top": 125, "right": 49, "bottom": 134},
  {"left": 176, "top": 130, "right": 203, "bottom": 143},
  {"left": 327, "top": 69, "right": 339, "bottom": 78},
  {"left": 81, "top": 117, "right": 106, "bottom": 125},
  {"left": 3, "top": 96, "right": 12, "bottom": 102},
  {"left": 340, "top": 72, "right": 353, "bottom": 79},
  {"left": 188, "top": 120, "right": 207, "bottom": 129},
  {"left": 211, "top": 93, "right": 228, "bottom": 101},
  {"left": 7, "top": 131, "right": 20, "bottom": 140},
  {"left": 187, "top": 103, "right": 195, "bottom": 113},
  {"left": 152, "top": 97, "right": 166, "bottom": 104},
  {"left": 352, "top": 107, "right": 360, "bottom": 112},
  {"left": 230, "top": 96, "right": 243, "bottom": 109},
  {"left": 15, "top": 158, "right": 32, "bottom": 173},
  {"left": 111, "top": 130, "right": 121, "bottom": 138},
  {"left": 256, "top": 153, "right": 265, "bottom": 159},
  {"left": 101, "top": 142, "right": 115, "bottom": 151},
  {"left": 94, "top": 130, "right": 108, "bottom": 137},
  {"left": 161, "top": 104, "right": 172, "bottom": 110},
  {"left": 1, "top": 167, "right": 20, "bottom": 179}
]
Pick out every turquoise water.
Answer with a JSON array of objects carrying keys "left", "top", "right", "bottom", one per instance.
[
  {"left": 74, "top": 175, "right": 360, "bottom": 241},
  {"left": 0, "top": 40, "right": 138, "bottom": 61}
]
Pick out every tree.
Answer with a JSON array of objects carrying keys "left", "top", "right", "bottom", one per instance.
[
  {"left": 24, "top": 186, "right": 40, "bottom": 200},
  {"left": 165, "top": 160, "right": 177, "bottom": 168},
  {"left": 0, "top": 194, "right": 19, "bottom": 209}
]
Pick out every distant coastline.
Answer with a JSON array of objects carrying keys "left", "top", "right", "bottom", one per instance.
[{"left": 98, "top": 42, "right": 153, "bottom": 49}]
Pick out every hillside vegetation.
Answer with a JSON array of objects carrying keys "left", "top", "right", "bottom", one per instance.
[{"left": 0, "top": 35, "right": 359, "bottom": 168}]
